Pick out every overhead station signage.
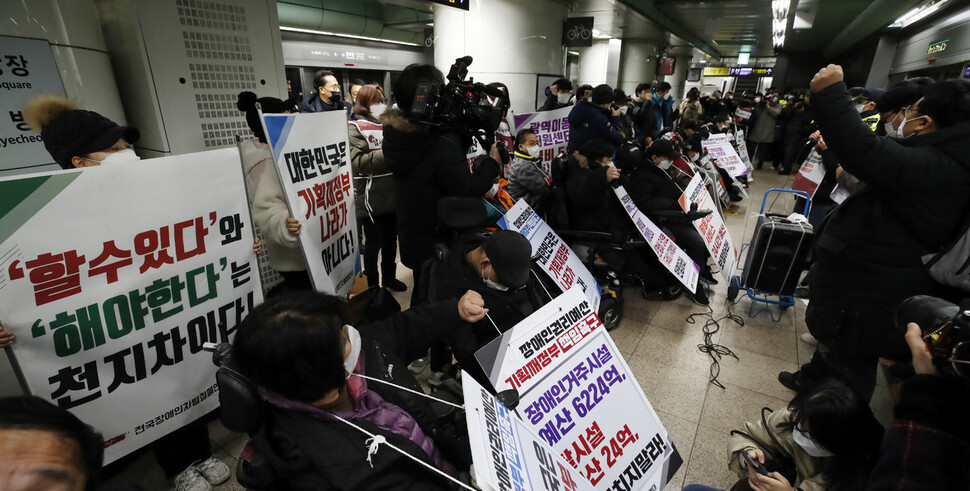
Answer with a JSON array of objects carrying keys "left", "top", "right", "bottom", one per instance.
[
  {"left": 428, "top": 0, "right": 469, "bottom": 10},
  {"left": 927, "top": 39, "right": 948, "bottom": 55},
  {"left": 702, "top": 67, "right": 730, "bottom": 77},
  {"left": 728, "top": 66, "right": 774, "bottom": 76}
]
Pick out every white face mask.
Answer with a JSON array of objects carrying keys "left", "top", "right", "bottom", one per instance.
[
  {"left": 343, "top": 325, "right": 361, "bottom": 379},
  {"left": 370, "top": 103, "right": 387, "bottom": 120},
  {"left": 884, "top": 120, "right": 896, "bottom": 137},
  {"left": 895, "top": 114, "right": 927, "bottom": 140},
  {"left": 619, "top": 106, "right": 629, "bottom": 115},
  {"left": 792, "top": 426, "right": 834, "bottom": 458},
  {"left": 658, "top": 159, "right": 672, "bottom": 170},
  {"left": 689, "top": 153, "right": 699, "bottom": 162},
  {"left": 558, "top": 93, "right": 572, "bottom": 104},
  {"left": 482, "top": 265, "right": 508, "bottom": 291},
  {"left": 754, "top": 97, "right": 762, "bottom": 103},
  {"left": 485, "top": 183, "right": 499, "bottom": 198},
  {"left": 88, "top": 148, "right": 141, "bottom": 166},
  {"left": 854, "top": 103, "right": 866, "bottom": 113},
  {"left": 524, "top": 145, "right": 541, "bottom": 158}
]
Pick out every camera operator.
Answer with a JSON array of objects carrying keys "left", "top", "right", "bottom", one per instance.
[
  {"left": 566, "top": 84, "right": 625, "bottom": 155},
  {"left": 428, "top": 230, "right": 545, "bottom": 389},
  {"left": 381, "top": 64, "right": 502, "bottom": 304},
  {"left": 869, "top": 301, "right": 970, "bottom": 490},
  {"left": 778, "top": 67, "right": 970, "bottom": 402},
  {"left": 232, "top": 289, "right": 489, "bottom": 490}
]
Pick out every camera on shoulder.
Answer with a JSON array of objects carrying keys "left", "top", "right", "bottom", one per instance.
[{"left": 896, "top": 295, "right": 970, "bottom": 379}]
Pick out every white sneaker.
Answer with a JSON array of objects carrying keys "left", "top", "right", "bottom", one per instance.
[
  {"left": 800, "top": 332, "right": 818, "bottom": 346},
  {"left": 173, "top": 467, "right": 211, "bottom": 491},
  {"left": 195, "top": 457, "right": 231, "bottom": 485}
]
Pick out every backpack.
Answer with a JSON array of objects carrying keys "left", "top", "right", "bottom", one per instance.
[{"left": 923, "top": 211, "right": 970, "bottom": 292}]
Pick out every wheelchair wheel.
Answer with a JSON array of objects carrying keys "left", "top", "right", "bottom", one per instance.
[
  {"left": 727, "top": 276, "right": 742, "bottom": 301},
  {"left": 660, "top": 283, "right": 683, "bottom": 300},
  {"left": 599, "top": 295, "right": 624, "bottom": 331}
]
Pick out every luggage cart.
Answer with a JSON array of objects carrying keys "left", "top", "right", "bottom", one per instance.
[{"left": 727, "top": 189, "right": 813, "bottom": 318}]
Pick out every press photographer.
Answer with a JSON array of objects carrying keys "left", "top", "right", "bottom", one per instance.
[{"left": 381, "top": 58, "right": 506, "bottom": 304}]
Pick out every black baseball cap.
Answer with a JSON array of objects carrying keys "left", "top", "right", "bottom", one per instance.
[
  {"left": 592, "top": 84, "right": 614, "bottom": 104},
  {"left": 646, "top": 139, "right": 681, "bottom": 160},
  {"left": 484, "top": 230, "right": 533, "bottom": 289}
]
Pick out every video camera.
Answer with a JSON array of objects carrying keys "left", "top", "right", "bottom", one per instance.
[
  {"left": 410, "top": 56, "right": 509, "bottom": 162},
  {"left": 896, "top": 295, "right": 970, "bottom": 379}
]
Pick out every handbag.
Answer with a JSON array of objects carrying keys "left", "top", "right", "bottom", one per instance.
[{"left": 729, "top": 407, "right": 798, "bottom": 491}]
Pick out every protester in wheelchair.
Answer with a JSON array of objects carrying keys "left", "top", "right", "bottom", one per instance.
[
  {"left": 428, "top": 229, "right": 550, "bottom": 389},
  {"left": 230, "top": 290, "right": 488, "bottom": 490}
]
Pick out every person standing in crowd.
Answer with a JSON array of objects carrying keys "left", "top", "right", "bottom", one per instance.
[
  {"left": 24, "top": 95, "right": 230, "bottom": 491},
  {"left": 779, "top": 93, "right": 816, "bottom": 175},
  {"left": 300, "top": 69, "right": 351, "bottom": 118},
  {"left": 877, "top": 78, "right": 933, "bottom": 138},
  {"left": 613, "top": 88, "right": 634, "bottom": 138},
  {"left": 539, "top": 78, "right": 574, "bottom": 111},
  {"left": 508, "top": 128, "right": 551, "bottom": 210},
  {"left": 349, "top": 78, "right": 366, "bottom": 106},
  {"left": 631, "top": 83, "right": 657, "bottom": 144},
  {"left": 779, "top": 66, "right": 970, "bottom": 402},
  {"left": 236, "top": 91, "right": 311, "bottom": 293},
  {"left": 381, "top": 64, "right": 501, "bottom": 304},
  {"left": 677, "top": 87, "right": 703, "bottom": 130},
  {"left": 652, "top": 82, "right": 675, "bottom": 136},
  {"left": 724, "top": 379, "right": 883, "bottom": 491},
  {"left": 574, "top": 84, "right": 594, "bottom": 104},
  {"left": 0, "top": 396, "right": 106, "bottom": 491},
  {"left": 748, "top": 92, "right": 782, "bottom": 169},
  {"left": 566, "top": 84, "right": 625, "bottom": 154},
  {"left": 349, "top": 84, "right": 407, "bottom": 292},
  {"left": 848, "top": 87, "right": 885, "bottom": 132}
]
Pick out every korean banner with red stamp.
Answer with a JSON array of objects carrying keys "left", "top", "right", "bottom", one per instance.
[
  {"left": 475, "top": 288, "right": 683, "bottom": 490},
  {"left": 0, "top": 148, "right": 263, "bottom": 463},
  {"left": 613, "top": 186, "right": 700, "bottom": 293},
  {"left": 498, "top": 200, "right": 600, "bottom": 311},
  {"left": 514, "top": 107, "right": 571, "bottom": 176},
  {"left": 702, "top": 137, "right": 748, "bottom": 179},
  {"left": 678, "top": 174, "right": 739, "bottom": 282},
  {"left": 463, "top": 373, "right": 594, "bottom": 491},
  {"left": 261, "top": 111, "right": 358, "bottom": 296},
  {"left": 791, "top": 148, "right": 825, "bottom": 198}
]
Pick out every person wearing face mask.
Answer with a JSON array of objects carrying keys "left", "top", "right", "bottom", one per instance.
[
  {"left": 471, "top": 157, "right": 515, "bottom": 227},
  {"left": 25, "top": 95, "right": 232, "bottom": 491},
  {"left": 749, "top": 92, "right": 782, "bottom": 169},
  {"left": 612, "top": 89, "right": 634, "bottom": 138},
  {"left": 507, "top": 128, "right": 552, "bottom": 210},
  {"left": 625, "top": 139, "right": 717, "bottom": 305},
  {"left": 778, "top": 67, "right": 970, "bottom": 402},
  {"left": 876, "top": 78, "right": 933, "bottom": 139},
  {"left": 348, "top": 85, "right": 407, "bottom": 292},
  {"left": 539, "top": 78, "right": 574, "bottom": 111},
  {"left": 652, "top": 82, "right": 675, "bottom": 137},
  {"left": 428, "top": 229, "right": 546, "bottom": 389},
  {"left": 631, "top": 83, "right": 658, "bottom": 145},
  {"left": 232, "top": 289, "right": 488, "bottom": 490},
  {"left": 575, "top": 84, "right": 594, "bottom": 104},
  {"left": 677, "top": 88, "right": 703, "bottom": 130},
  {"left": 848, "top": 87, "right": 885, "bottom": 133},
  {"left": 721, "top": 379, "right": 884, "bottom": 491},
  {"left": 566, "top": 84, "right": 625, "bottom": 155},
  {"left": 300, "top": 69, "right": 352, "bottom": 118}
]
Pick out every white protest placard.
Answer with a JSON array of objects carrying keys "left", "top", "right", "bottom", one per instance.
[
  {"left": 735, "top": 107, "right": 752, "bottom": 120},
  {"left": 0, "top": 35, "right": 67, "bottom": 177},
  {"left": 699, "top": 155, "right": 732, "bottom": 207},
  {"left": 463, "top": 373, "right": 594, "bottom": 491},
  {"left": 678, "top": 174, "right": 739, "bottom": 282},
  {"left": 0, "top": 149, "right": 263, "bottom": 463},
  {"left": 703, "top": 138, "right": 748, "bottom": 178},
  {"left": 735, "top": 130, "right": 753, "bottom": 170},
  {"left": 498, "top": 200, "right": 601, "bottom": 312},
  {"left": 261, "top": 111, "right": 359, "bottom": 296},
  {"left": 613, "top": 186, "right": 700, "bottom": 293},
  {"left": 475, "top": 288, "right": 683, "bottom": 491},
  {"left": 514, "top": 107, "right": 571, "bottom": 175},
  {"left": 791, "top": 148, "right": 825, "bottom": 198}
]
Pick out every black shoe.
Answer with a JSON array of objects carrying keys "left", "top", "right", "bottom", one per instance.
[
  {"left": 700, "top": 269, "right": 719, "bottom": 285},
  {"left": 778, "top": 371, "right": 801, "bottom": 391},
  {"left": 690, "top": 286, "right": 710, "bottom": 306},
  {"left": 384, "top": 278, "right": 407, "bottom": 292},
  {"left": 778, "top": 168, "right": 791, "bottom": 175}
]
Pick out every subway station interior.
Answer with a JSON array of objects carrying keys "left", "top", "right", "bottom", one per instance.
[{"left": 2, "top": 0, "right": 970, "bottom": 490}]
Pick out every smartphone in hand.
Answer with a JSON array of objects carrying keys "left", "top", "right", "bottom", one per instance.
[{"left": 741, "top": 451, "right": 770, "bottom": 476}]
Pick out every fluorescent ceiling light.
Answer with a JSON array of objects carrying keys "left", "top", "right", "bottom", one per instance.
[
  {"left": 738, "top": 52, "right": 750, "bottom": 64},
  {"left": 888, "top": 0, "right": 952, "bottom": 29},
  {"left": 280, "top": 26, "right": 420, "bottom": 47},
  {"left": 568, "top": 51, "right": 580, "bottom": 56}
]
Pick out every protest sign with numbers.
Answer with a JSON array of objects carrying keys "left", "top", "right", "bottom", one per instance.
[
  {"left": 678, "top": 174, "right": 738, "bottom": 282},
  {"left": 791, "top": 148, "right": 825, "bottom": 198}
]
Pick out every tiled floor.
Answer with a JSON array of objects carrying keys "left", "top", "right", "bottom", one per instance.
[{"left": 98, "top": 165, "right": 896, "bottom": 490}]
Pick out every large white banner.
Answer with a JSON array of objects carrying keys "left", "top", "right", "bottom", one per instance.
[
  {"left": 463, "top": 373, "right": 594, "bottom": 491},
  {"left": 613, "top": 186, "right": 700, "bottom": 293},
  {"left": 261, "top": 111, "right": 359, "bottom": 296},
  {"left": 498, "top": 201, "right": 601, "bottom": 312},
  {"left": 0, "top": 35, "right": 66, "bottom": 177},
  {"left": 678, "top": 174, "right": 738, "bottom": 282},
  {"left": 0, "top": 149, "right": 263, "bottom": 463},
  {"left": 475, "top": 289, "right": 682, "bottom": 490},
  {"left": 791, "top": 148, "right": 825, "bottom": 199},
  {"left": 514, "top": 107, "right": 571, "bottom": 175},
  {"left": 703, "top": 137, "right": 747, "bottom": 178}
]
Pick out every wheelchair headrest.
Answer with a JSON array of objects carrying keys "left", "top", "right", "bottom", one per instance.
[
  {"left": 216, "top": 366, "right": 264, "bottom": 434},
  {"left": 438, "top": 197, "right": 487, "bottom": 230},
  {"left": 614, "top": 144, "right": 643, "bottom": 171}
]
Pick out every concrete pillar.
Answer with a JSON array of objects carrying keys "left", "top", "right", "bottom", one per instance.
[
  {"left": 664, "top": 48, "right": 693, "bottom": 100},
  {"left": 866, "top": 34, "right": 898, "bottom": 90},
  {"left": 605, "top": 38, "right": 622, "bottom": 88},
  {"left": 619, "top": 40, "right": 659, "bottom": 96},
  {"left": 433, "top": 0, "right": 569, "bottom": 116},
  {"left": 577, "top": 40, "right": 610, "bottom": 88}
]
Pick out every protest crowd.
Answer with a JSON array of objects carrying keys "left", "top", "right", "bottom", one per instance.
[{"left": 2, "top": 45, "right": 970, "bottom": 491}]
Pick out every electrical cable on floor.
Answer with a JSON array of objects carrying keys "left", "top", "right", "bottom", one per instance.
[{"left": 687, "top": 290, "right": 746, "bottom": 388}]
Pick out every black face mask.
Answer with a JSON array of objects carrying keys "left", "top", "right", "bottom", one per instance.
[{"left": 330, "top": 91, "right": 342, "bottom": 103}]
